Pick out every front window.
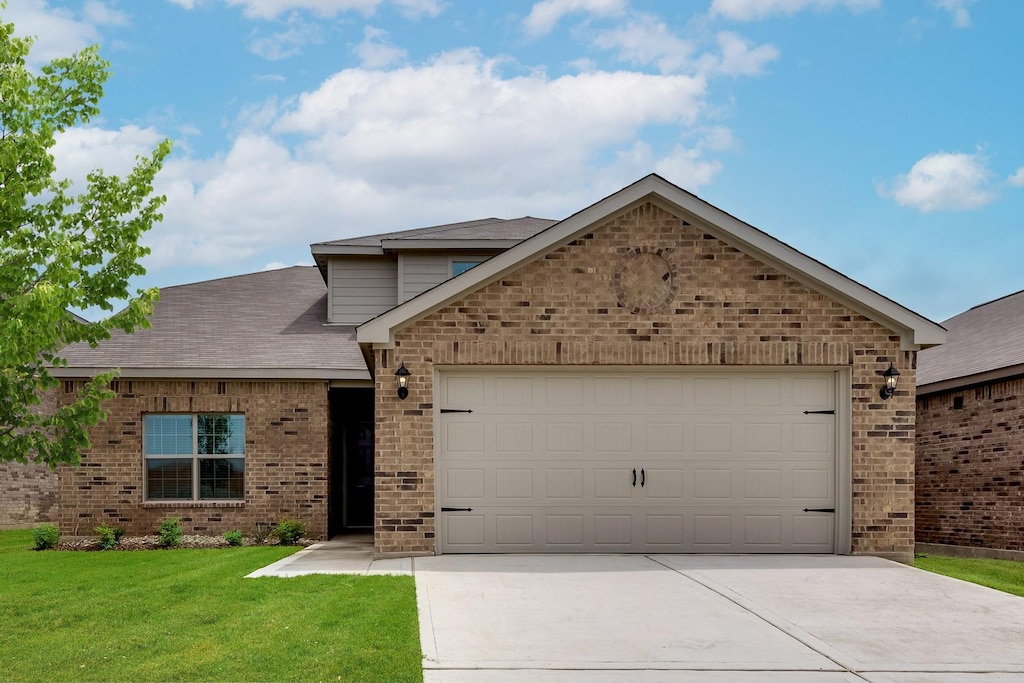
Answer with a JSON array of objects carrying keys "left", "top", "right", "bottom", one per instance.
[{"left": 144, "top": 414, "right": 245, "bottom": 501}]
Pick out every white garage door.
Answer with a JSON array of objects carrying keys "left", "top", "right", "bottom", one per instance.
[{"left": 437, "top": 370, "right": 837, "bottom": 554}]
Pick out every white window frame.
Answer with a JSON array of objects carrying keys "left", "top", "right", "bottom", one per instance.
[{"left": 143, "top": 413, "right": 245, "bottom": 502}]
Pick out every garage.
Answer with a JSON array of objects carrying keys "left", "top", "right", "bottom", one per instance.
[{"left": 438, "top": 369, "right": 840, "bottom": 554}]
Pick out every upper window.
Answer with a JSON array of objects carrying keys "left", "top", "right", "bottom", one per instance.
[
  {"left": 144, "top": 414, "right": 245, "bottom": 501},
  {"left": 451, "top": 260, "right": 482, "bottom": 276}
]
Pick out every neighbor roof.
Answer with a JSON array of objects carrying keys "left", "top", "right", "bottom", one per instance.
[
  {"left": 55, "top": 266, "right": 368, "bottom": 380},
  {"left": 917, "top": 289, "right": 1024, "bottom": 394},
  {"left": 358, "top": 174, "right": 946, "bottom": 351}
]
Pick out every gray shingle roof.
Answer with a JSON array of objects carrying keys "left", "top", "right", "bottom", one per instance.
[
  {"left": 56, "top": 266, "right": 366, "bottom": 379},
  {"left": 313, "top": 217, "right": 557, "bottom": 248},
  {"left": 917, "top": 289, "right": 1024, "bottom": 389}
]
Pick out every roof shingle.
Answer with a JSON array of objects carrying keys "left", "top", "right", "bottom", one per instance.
[{"left": 57, "top": 266, "right": 365, "bottom": 379}]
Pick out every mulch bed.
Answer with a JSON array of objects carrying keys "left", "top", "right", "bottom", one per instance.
[{"left": 54, "top": 535, "right": 317, "bottom": 551}]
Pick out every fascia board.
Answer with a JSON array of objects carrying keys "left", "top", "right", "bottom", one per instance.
[
  {"left": 380, "top": 239, "right": 520, "bottom": 251},
  {"left": 309, "top": 244, "right": 384, "bottom": 256},
  {"left": 917, "top": 364, "right": 1024, "bottom": 396},
  {"left": 50, "top": 367, "right": 372, "bottom": 381}
]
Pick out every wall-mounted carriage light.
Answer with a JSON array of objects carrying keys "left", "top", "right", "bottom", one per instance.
[
  {"left": 395, "top": 362, "right": 411, "bottom": 400},
  {"left": 879, "top": 362, "right": 900, "bottom": 400}
]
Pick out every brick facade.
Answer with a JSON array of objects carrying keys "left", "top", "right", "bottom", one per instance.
[
  {"left": 374, "top": 202, "right": 916, "bottom": 560},
  {"left": 57, "top": 379, "right": 330, "bottom": 539},
  {"left": 0, "top": 462, "right": 58, "bottom": 528},
  {"left": 916, "top": 378, "right": 1024, "bottom": 551}
]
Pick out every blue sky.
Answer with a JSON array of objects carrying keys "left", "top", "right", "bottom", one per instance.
[{"left": 5, "top": 0, "right": 1023, "bottom": 322}]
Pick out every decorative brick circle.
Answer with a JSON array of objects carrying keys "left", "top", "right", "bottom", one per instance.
[{"left": 613, "top": 251, "right": 677, "bottom": 313}]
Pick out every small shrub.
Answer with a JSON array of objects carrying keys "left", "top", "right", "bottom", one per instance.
[
  {"left": 157, "top": 517, "right": 183, "bottom": 548},
  {"left": 95, "top": 525, "right": 124, "bottom": 550},
  {"left": 32, "top": 524, "right": 60, "bottom": 550},
  {"left": 274, "top": 519, "right": 306, "bottom": 546},
  {"left": 252, "top": 521, "right": 274, "bottom": 545},
  {"left": 224, "top": 529, "right": 244, "bottom": 547}
]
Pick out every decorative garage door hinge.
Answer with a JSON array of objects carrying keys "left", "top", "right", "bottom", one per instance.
[
  {"left": 802, "top": 409, "right": 836, "bottom": 415},
  {"left": 441, "top": 507, "right": 473, "bottom": 512},
  {"left": 802, "top": 508, "right": 836, "bottom": 513},
  {"left": 440, "top": 408, "right": 474, "bottom": 414}
]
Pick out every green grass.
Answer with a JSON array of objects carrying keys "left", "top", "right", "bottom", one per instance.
[
  {"left": 915, "top": 553, "right": 1024, "bottom": 598},
  {"left": 0, "top": 530, "right": 422, "bottom": 682}
]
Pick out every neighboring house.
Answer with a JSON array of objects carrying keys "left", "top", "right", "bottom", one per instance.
[
  {"left": 45, "top": 174, "right": 942, "bottom": 562},
  {"left": 917, "top": 291, "right": 1024, "bottom": 556}
]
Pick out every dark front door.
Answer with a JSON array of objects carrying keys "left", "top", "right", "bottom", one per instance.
[{"left": 329, "top": 388, "right": 374, "bottom": 534}]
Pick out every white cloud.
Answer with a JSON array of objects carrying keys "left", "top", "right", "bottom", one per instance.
[
  {"left": 881, "top": 152, "right": 996, "bottom": 212},
  {"left": 225, "top": 0, "right": 378, "bottom": 19},
  {"left": 262, "top": 260, "right": 315, "bottom": 270},
  {"left": 593, "top": 16, "right": 777, "bottom": 77},
  {"left": 55, "top": 48, "right": 730, "bottom": 270},
  {"left": 391, "top": 0, "right": 445, "bottom": 19},
  {"left": 522, "top": 0, "right": 628, "bottom": 37},
  {"left": 166, "top": 0, "right": 198, "bottom": 8},
  {"left": 249, "top": 14, "right": 323, "bottom": 60},
  {"left": 52, "top": 125, "right": 167, "bottom": 184},
  {"left": 1008, "top": 168, "right": 1024, "bottom": 188},
  {"left": 710, "top": 0, "right": 879, "bottom": 21},
  {"left": 934, "top": 0, "right": 976, "bottom": 29},
  {"left": 3, "top": 0, "right": 127, "bottom": 64},
  {"left": 354, "top": 26, "right": 406, "bottom": 68},
  {"left": 593, "top": 14, "right": 696, "bottom": 73},
  {"left": 701, "top": 31, "right": 779, "bottom": 76}
]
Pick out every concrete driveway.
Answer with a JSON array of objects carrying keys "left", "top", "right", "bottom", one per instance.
[{"left": 414, "top": 554, "right": 1024, "bottom": 682}]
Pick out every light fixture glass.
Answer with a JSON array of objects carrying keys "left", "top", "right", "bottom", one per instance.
[
  {"left": 395, "top": 363, "right": 411, "bottom": 400},
  {"left": 880, "top": 362, "right": 900, "bottom": 400}
]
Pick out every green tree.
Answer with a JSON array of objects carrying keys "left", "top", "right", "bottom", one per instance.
[{"left": 0, "top": 13, "right": 170, "bottom": 467}]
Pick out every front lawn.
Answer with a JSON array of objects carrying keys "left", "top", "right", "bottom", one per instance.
[
  {"left": 915, "top": 553, "right": 1024, "bottom": 598},
  {"left": 0, "top": 530, "right": 421, "bottom": 682}
]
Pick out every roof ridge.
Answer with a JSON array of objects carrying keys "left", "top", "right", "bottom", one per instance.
[
  {"left": 967, "top": 287, "right": 1024, "bottom": 311},
  {"left": 158, "top": 265, "right": 316, "bottom": 292}
]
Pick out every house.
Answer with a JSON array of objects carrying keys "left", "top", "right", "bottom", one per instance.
[
  {"left": 916, "top": 290, "right": 1024, "bottom": 558},
  {"left": 46, "top": 174, "right": 943, "bottom": 562}
]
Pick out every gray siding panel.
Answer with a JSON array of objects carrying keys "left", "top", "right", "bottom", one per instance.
[
  {"left": 400, "top": 253, "right": 449, "bottom": 302},
  {"left": 329, "top": 256, "right": 398, "bottom": 324}
]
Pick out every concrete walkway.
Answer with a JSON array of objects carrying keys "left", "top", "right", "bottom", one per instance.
[{"left": 245, "top": 535, "right": 412, "bottom": 577}]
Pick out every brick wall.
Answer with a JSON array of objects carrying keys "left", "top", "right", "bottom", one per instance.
[
  {"left": 0, "top": 462, "right": 57, "bottom": 528},
  {"left": 56, "top": 379, "right": 330, "bottom": 539},
  {"left": 374, "top": 201, "right": 916, "bottom": 559},
  {"left": 916, "top": 377, "right": 1024, "bottom": 551}
]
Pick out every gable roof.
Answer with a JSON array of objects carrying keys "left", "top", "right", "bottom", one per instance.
[
  {"left": 917, "top": 289, "right": 1024, "bottom": 394},
  {"left": 358, "top": 174, "right": 946, "bottom": 351},
  {"left": 55, "top": 266, "right": 368, "bottom": 380}
]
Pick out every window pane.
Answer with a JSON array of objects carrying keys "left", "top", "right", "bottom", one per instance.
[
  {"left": 199, "top": 458, "right": 244, "bottom": 500},
  {"left": 146, "top": 459, "right": 193, "bottom": 499},
  {"left": 144, "top": 415, "right": 193, "bottom": 455},
  {"left": 451, "top": 260, "right": 481, "bottom": 276},
  {"left": 197, "top": 414, "right": 244, "bottom": 455}
]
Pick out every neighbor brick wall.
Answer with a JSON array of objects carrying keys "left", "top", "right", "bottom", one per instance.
[
  {"left": 0, "top": 462, "right": 57, "bottom": 528},
  {"left": 374, "top": 201, "right": 916, "bottom": 559},
  {"left": 916, "top": 377, "right": 1024, "bottom": 551},
  {"left": 56, "top": 379, "right": 329, "bottom": 539}
]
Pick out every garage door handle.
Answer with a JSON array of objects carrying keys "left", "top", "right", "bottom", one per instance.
[
  {"left": 802, "top": 508, "right": 835, "bottom": 513},
  {"left": 632, "top": 469, "right": 636, "bottom": 487},
  {"left": 640, "top": 468, "right": 645, "bottom": 487}
]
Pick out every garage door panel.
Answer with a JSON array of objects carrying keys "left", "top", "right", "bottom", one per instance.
[{"left": 438, "top": 370, "right": 837, "bottom": 554}]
